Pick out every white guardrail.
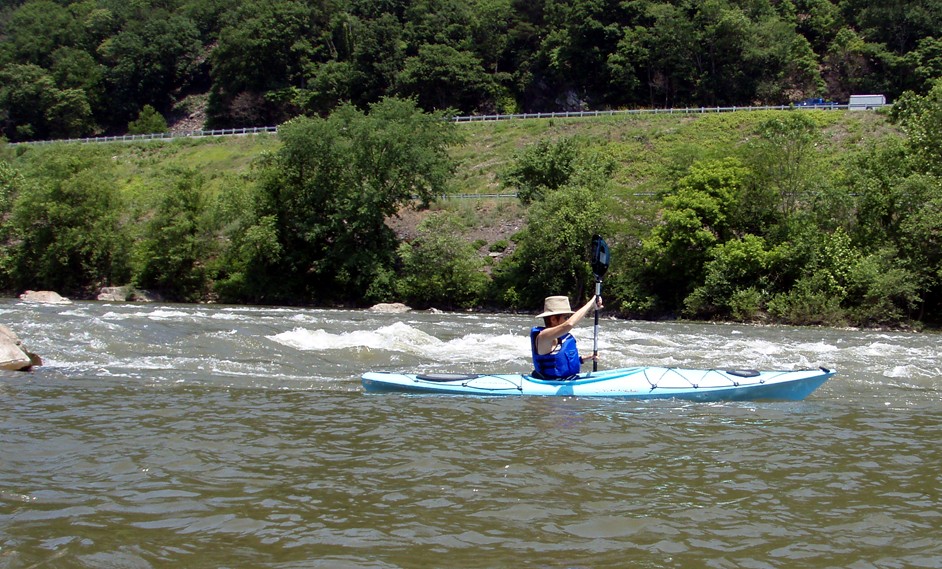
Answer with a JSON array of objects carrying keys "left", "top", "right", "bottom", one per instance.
[{"left": 11, "top": 103, "right": 877, "bottom": 146}]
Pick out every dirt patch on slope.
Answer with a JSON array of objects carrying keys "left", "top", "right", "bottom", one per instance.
[{"left": 386, "top": 198, "right": 526, "bottom": 259}]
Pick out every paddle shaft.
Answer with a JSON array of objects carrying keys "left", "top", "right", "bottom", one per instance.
[{"left": 592, "top": 278, "right": 601, "bottom": 372}]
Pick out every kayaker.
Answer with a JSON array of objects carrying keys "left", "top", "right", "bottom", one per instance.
[{"left": 531, "top": 295, "right": 603, "bottom": 379}]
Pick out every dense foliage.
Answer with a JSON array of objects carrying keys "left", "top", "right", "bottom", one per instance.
[
  {"left": 620, "top": 83, "right": 942, "bottom": 328},
  {"left": 1, "top": 0, "right": 941, "bottom": 141},
  {"left": 3, "top": 84, "right": 942, "bottom": 329}
]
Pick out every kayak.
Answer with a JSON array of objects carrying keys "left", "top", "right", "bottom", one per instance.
[{"left": 361, "top": 366, "right": 835, "bottom": 401}]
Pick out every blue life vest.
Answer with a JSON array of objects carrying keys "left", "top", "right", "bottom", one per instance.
[{"left": 530, "top": 326, "right": 581, "bottom": 379}]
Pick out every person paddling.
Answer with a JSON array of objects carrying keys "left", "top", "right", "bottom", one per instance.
[{"left": 530, "top": 295, "right": 603, "bottom": 379}]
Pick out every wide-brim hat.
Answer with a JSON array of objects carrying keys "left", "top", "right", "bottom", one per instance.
[{"left": 537, "top": 296, "right": 574, "bottom": 319}]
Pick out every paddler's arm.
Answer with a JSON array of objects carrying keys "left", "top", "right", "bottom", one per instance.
[{"left": 535, "top": 295, "right": 603, "bottom": 355}]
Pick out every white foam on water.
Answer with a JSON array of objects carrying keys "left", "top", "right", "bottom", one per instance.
[
  {"left": 428, "top": 332, "right": 531, "bottom": 364},
  {"left": 100, "top": 309, "right": 197, "bottom": 321},
  {"left": 59, "top": 308, "right": 90, "bottom": 318},
  {"left": 269, "top": 322, "right": 439, "bottom": 353},
  {"left": 208, "top": 312, "right": 245, "bottom": 321},
  {"left": 885, "top": 365, "right": 915, "bottom": 378},
  {"left": 268, "top": 322, "right": 532, "bottom": 365},
  {"left": 604, "top": 324, "right": 843, "bottom": 371}
]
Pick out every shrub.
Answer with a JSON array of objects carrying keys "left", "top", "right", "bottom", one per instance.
[
  {"left": 128, "top": 105, "right": 169, "bottom": 135},
  {"left": 729, "top": 287, "right": 764, "bottom": 321},
  {"left": 396, "top": 212, "right": 488, "bottom": 309},
  {"left": 489, "top": 240, "right": 509, "bottom": 253},
  {"left": 767, "top": 277, "right": 845, "bottom": 326}
]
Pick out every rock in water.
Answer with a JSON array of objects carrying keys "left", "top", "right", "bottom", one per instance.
[
  {"left": 369, "top": 302, "right": 412, "bottom": 313},
  {"left": 18, "top": 290, "right": 72, "bottom": 305},
  {"left": 0, "top": 324, "right": 42, "bottom": 371}
]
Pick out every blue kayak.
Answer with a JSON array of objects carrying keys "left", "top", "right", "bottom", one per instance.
[{"left": 361, "top": 366, "right": 835, "bottom": 401}]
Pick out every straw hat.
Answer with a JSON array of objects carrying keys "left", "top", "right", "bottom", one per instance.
[{"left": 537, "top": 296, "right": 574, "bottom": 319}]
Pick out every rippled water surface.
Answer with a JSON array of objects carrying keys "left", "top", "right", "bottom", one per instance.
[{"left": 1, "top": 299, "right": 941, "bottom": 568}]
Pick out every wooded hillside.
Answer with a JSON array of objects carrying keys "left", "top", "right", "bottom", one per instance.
[{"left": 1, "top": 0, "right": 940, "bottom": 142}]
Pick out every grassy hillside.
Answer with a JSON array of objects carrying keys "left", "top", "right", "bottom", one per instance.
[
  {"left": 7, "top": 109, "right": 898, "bottom": 264},
  {"left": 451, "top": 110, "right": 895, "bottom": 197},
  {"left": 9, "top": 109, "right": 895, "bottom": 204}
]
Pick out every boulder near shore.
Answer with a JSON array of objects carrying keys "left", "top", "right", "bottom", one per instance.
[
  {"left": 0, "top": 324, "right": 42, "bottom": 371},
  {"left": 369, "top": 302, "right": 412, "bottom": 313},
  {"left": 18, "top": 290, "right": 72, "bottom": 305}
]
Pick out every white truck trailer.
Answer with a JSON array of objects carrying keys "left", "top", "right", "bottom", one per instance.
[{"left": 848, "top": 94, "right": 887, "bottom": 110}]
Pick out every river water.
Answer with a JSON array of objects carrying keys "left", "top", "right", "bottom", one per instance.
[{"left": 1, "top": 299, "right": 940, "bottom": 568}]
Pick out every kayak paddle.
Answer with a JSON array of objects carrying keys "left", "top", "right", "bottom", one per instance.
[{"left": 590, "top": 235, "right": 610, "bottom": 372}]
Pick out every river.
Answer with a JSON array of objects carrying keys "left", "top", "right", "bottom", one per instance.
[{"left": 1, "top": 299, "right": 940, "bottom": 568}]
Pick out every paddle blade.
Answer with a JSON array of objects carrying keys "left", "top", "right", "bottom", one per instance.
[{"left": 591, "top": 235, "right": 610, "bottom": 278}]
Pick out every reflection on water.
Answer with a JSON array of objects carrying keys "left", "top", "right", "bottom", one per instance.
[{"left": 1, "top": 299, "right": 941, "bottom": 568}]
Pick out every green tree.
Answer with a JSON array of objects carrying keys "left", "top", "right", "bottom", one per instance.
[
  {"left": 395, "top": 43, "right": 500, "bottom": 113},
  {"left": 618, "top": 1, "right": 699, "bottom": 107},
  {"left": 50, "top": 47, "right": 105, "bottom": 111},
  {"left": 208, "top": 0, "right": 332, "bottom": 126},
  {"left": 0, "top": 64, "right": 94, "bottom": 141},
  {"left": 3, "top": 0, "right": 79, "bottom": 67},
  {"left": 691, "top": 0, "right": 756, "bottom": 105},
  {"left": 839, "top": 0, "right": 942, "bottom": 56},
  {"left": 181, "top": 0, "right": 237, "bottom": 42},
  {"left": 766, "top": 227, "right": 854, "bottom": 326},
  {"left": 233, "top": 97, "right": 459, "bottom": 304},
  {"left": 640, "top": 157, "right": 749, "bottom": 309},
  {"left": 745, "top": 112, "right": 821, "bottom": 218},
  {"left": 214, "top": 213, "right": 283, "bottom": 304},
  {"left": 128, "top": 105, "right": 169, "bottom": 134},
  {"left": 844, "top": 247, "right": 921, "bottom": 326},
  {"left": 502, "top": 137, "right": 579, "bottom": 204},
  {"left": 0, "top": 158, "right": 23, "bottom": 287},
  {"left": 8, "top": 148, "right": 129, "bottom": 293},
  {"left": 843, "top": 137, "right": 916, "bottom": 246},
  {"left": 46, "top": 88, "right": 95, "bottom": 139},
  {"left": 348, "top": 13, "right": 407, "bottom": 108},
  {"left": 495, "top": 184, "right": 608, "bottom": 309},
  {"left": 791, "top": 0, "right": 841, "bottom": 53},
  {"left": 402, "top": 0, "right": 477, "bottom": 49},
  {"left": 100, "top": 13, "right": 203, "bottom": 125},
  {"left": 502, "top": 135, "right": 615, "bottom": 205},
  {"left": 536, "top": 0, "right": 626, "bottom": 107},
  {"left": 290, "top": 12, "right": 378, "bottom": 114},
  {"left": 396, "top": 211, "right": 488, "bottom": 309},
  {"left": 684, "top": 234, "right": 784, "bottom": 319},
  {"left": 133, "top": 169, "right": 211, "bottom": 301},
  {"left": 890, "top": 177, "right": 942, "bottom": 321},
  {"left": 745, "top": 17, "right": 822, "bottom": 102},
  {"left": 822, "top": 27, "right": 896, "bottom": 101},
  {"left": 892, "top": 80, "right": 942, "bottom": 178},
  {"left": 905, "top": 37, "right": 942, "bottom": 92},
  {"left": 0, "top": 159, "right": 19, "bottom": 214}
]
